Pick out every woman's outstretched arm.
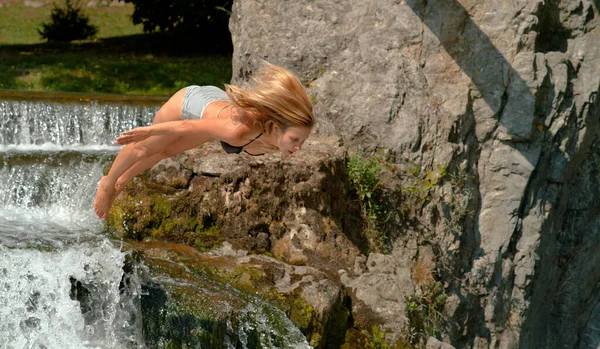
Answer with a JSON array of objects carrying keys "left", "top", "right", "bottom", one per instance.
[{"left": 116, "top": 118, "right": 250, "bottom": 145}]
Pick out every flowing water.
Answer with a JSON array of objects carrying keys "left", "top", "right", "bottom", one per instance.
[
  {"left": 0, "top": 98, "right": 154, "bottom": 348},
  {"left": 0, "top": 96, "right": 311, "bottom": 349}
]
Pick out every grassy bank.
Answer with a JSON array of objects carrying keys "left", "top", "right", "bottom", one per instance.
[
  {"left": 0, "top": 1, "right": 144, "bottom": 44},
  {"left": 0, "top": 1, "right": 232, "bottom": 96}
]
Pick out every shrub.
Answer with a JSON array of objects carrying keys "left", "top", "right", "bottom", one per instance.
[
  {"left": 347, "top": 152, "right": 386, "bottom": 252},
  {"left": 401, "top": 163, "right": 447, "bottom": 217},
  {"left": 124, "top": 0, "right": 232, "bottom": 37},
  {"left": 38, "top": 0, "right": 98, "bottom": 42},
  {"left": 405, "top": 281, "right": 447, "bottom": 342}
]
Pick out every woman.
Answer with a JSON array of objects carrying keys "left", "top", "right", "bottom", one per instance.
[{"left": 94, "top": 62, "right": 315, "bottom": 220}]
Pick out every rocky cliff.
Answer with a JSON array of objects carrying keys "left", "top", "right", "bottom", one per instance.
[{"left": 227, "top": 0, "right": 600, "bottom": 348}]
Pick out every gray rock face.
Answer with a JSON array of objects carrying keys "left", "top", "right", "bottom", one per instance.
[
  {"left": 230, "top": 0, "right": 600, "bottom": 348},
  {"left": 339, "top": 241, "right": 417, "bottom": 337}
]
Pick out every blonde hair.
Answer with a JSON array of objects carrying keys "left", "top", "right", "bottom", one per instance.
[{"left": 224, "top": 61, "right": 315, "bottom": 134}]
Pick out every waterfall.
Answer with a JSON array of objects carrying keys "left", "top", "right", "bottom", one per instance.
[
  {"left": 0, "top": 95, "right": 312, "bottom": 349},
  {"left": 0, "top": 96, "right": 155, "bottom": 348},
  {"left": 0, "top": 98, "right": 156, "bottom": 249},
  {"left": 0, "top": 99, "right": 152, "bottom": 147}
]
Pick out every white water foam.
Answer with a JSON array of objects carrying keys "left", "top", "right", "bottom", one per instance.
[
  {"left": 0, "top": 240, "right": 143, "bottom": 349},
  {"left": 0, "top": 144, "right": 121, "bottom": 154}
]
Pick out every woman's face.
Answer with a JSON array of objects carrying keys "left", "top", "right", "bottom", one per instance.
[{"left": 276, "top": 126, "right": 311, "bottom": 155}]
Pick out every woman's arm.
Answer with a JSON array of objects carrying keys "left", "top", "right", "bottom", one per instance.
[{"left": 115, "top": 118, "right": 251, "bottom": 145}]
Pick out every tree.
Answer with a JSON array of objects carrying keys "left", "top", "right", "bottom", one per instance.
[
  {"left": 38, "top": 0, "right": 98, "bottom": 42},
  {"left": 124, "top": 0, "right": 232, "bottom": 41}
]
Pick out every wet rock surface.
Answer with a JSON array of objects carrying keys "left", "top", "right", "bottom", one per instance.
[
  {"left": 120, "top": 240, "right": 348, "bottom": 348},
  {"left": 119, "top": 241, "right": 312, "bottom": 348}
]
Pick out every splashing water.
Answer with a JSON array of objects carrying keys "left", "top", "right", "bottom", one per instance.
[{"left": 0, "top": 241, "right": 141, "bottom": 349}]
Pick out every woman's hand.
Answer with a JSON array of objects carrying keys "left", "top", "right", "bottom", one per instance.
[{"left": 116, "top": 126, "right": 152, "bottom": 145}]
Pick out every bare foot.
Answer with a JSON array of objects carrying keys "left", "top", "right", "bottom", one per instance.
[
  {"left": 94, "top": 176, "right": 115, "bottom": 220},
  {"left": 112, "top": 180, "right": 125, "bottom": 201},
  {"left": 114, "top": 179, "right": 125, "bottom": 194}
]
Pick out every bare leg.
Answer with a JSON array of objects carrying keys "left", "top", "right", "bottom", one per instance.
[
  {"left": 115, "top": 131, "right": 210, "bottom": 191},
  {"left": 94, "top": 134, "right": 181, "bottom": 219},
  {"left": 94, "top": 89, "right": 187, "bottom": 219},
  {"left": 115, "top": 152, "right": 170, "bottom": 190},
  {"left": 95, "top": 132, "right": 211, "bottom": 219}
]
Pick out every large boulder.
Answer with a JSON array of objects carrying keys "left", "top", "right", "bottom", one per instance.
[
  {"left": 107, "top": 138, "right": 408, "bottom": 346},
  {"left": 229, "top": 0, "right": 600, "bottom": 348},
  {"left": 107, "top": 138, "right": 363, "bottom": 271}
]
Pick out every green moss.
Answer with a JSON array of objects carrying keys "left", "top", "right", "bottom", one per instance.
[
  {"left": 193, "top": 240, "right": 208, "bottom": 251},
  {"left": 200, "top": 265, "right": 342, "bottom": 348},
  {"left": 202, "top": 224, "right": 221, "bottom": 237},
  {"left": 310, "top": 332, "right": 322, "bottom": 348},
  {"left": 274, "top": 290, "right": 351, "bottom": 349},
  {"left": 341, "top": 325, "right": 412, "bottom": 349},
  {"left": 127, "top": 242, "right": 351, "bottom": 348},
  {"left": 153, "top": 275, "right": 295, "bottom": 348},
  {"left": 105, "top": 195, "right": 137, "bottom": 239},
  {"left": 371, "top": 325, "right": 390, "bottom": 348},
  {"left": 150, "top": 227, "right": 162, "bottom": 240},
  {"left": 289, "top": 298, "right": 315, "bottom": 332},
  {"left": 151, "top": 195, "right": 173, "bottom": 221},
  {"left": 106, "top": 179, "right": 229, "bottom": 248},
  {"left": 234, "top": 267, "right": 266, "bottom": 290},
  {"left": 191, "top": 215, "right": 223, "bottom": 251},
  {"left": 157, "top": 216, "right": 197, "bottom": 238},
  {"left": 187, "top": 217, "right": 199, "bottom": 230},
  {"left": 106, "top": 185, "right": 179, "bottom": 241},
  {"left": 141, "top": 282, "right": 233, "bottom": 348},
  {"left": 162, "top": 220, "right": 176, "bottom": 233}
]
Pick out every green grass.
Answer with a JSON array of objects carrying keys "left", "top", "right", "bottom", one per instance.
[
  {"left": 0, "top": 1, "right": 233, "bottom": 96},
  {"left": 0, "top": 44, "right": 233, "bottom": 95},
  {"left": 0, "top": 1, "right": 144, "bottom": 44}
]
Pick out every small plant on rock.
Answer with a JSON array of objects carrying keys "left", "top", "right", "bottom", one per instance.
[
  {"left": 38, "top": 0, "right": 98, "bottom": 42},
  {"left": 401, "top": 163, "right": 448, "bottom": 217},
  {"left": 347, "top": 151, "right": 386, "bottom": 252},
  {"left": 442, "top": 168, "right": 474, "bottom": 236},
  {"left": 405, "top": 257, "right": 448, "bottom": 346},
  {"left": 341, "top": 325, "right": 414, "bottom": 349}
]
